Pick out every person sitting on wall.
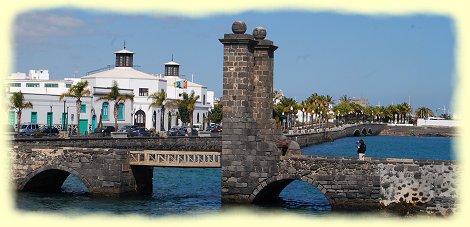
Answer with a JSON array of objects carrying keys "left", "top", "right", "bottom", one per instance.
[{"left": 357, "top": 139, "right": 366, "bottom": 160}]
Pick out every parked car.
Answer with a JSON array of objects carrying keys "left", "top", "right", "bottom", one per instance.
[
  {"left": 129, "top": 127, "right": 151, "bottom": 137},
  {"left": 94, "top": 126, "right": 116, "bottom": 136},
  {"left": 119, "top": 125, "right": 138, "bottom": 133},
  {"left": 192, "top": 123, "right": 202, "bottom": 131},
  {"left": 19, "top": 123, "right": 40, "bottom": 136},
  {"left": 211, "top": 125, "right": 223, "bottom": 133},
  {"left": 168, "top": 126, "right": 185, "bottom": 136},
  {"left": 41, "top": 126, "right": 60, "bottom": 135}
]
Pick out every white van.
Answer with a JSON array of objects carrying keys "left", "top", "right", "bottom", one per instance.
[{"left": 19, "top": 122, "right": 40, "bottom": 136}]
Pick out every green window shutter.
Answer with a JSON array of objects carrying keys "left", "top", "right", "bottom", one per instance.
[
  {"left": 118, "top": 103, "right": 124, "bottom": 120},
  {"left": 102, "top": 102, "right": 109, "bottom": 120},
  {"left": 47, "top": 112, "right": 53, "bottom": 127},
  {"left": 81, "top": 104, "right": 86, "bottom": 113},
  {"left": 31, "top": 112, "right": 37, "bottom": 123}
]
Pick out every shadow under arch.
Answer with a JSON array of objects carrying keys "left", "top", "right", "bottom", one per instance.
[
  {"left": 368, "top": 128, "right": 373, "bottom": 135},
  {"left": 361, "top": 128, "right": 367, "bottom": 136},
  {"left": 353, "top": 129, "right": 361, "bottom": 136},
  {"left": 251, "top": 175, "right": 332, "bottom": 209},
  {"left": 20, "top": 165, "right": 92, "bottom": 193}
]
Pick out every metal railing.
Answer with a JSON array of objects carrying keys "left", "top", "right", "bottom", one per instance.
[{"left": 129, "top": 150, "right": 221, "bottom": 168}]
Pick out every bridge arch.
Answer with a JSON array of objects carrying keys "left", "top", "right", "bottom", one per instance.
[
  {"left": 353, "top": 129, "right": 361, "bottom": 136},
  {"left": 19, "top": 165, "right": 92, "bottom": 193},
  {"left": 368, "top": 128, "right": 373, "bottom": 135},
  {"left": 250, "top": 174, "right": 333, "bottom": 206},
  {"left": 362, "top": 127, "right": 367, "bottom": 136}
]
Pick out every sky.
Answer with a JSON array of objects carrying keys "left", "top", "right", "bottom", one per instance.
[{"left": 13, "top": 9, "right": 455, "bottom": 115}]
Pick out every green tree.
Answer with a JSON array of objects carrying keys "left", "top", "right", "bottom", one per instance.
[
  {"left": 59, "top": 81, "right": 91, "bottom": 135},
  {"left": 148, "top": 90, "right": 166, "bottom": 131},
  {"left": 208, "top": 102, "right": 223, "bottom": 124},
  {"left": 176, "top": 91, "right": 200, "bottom": 128},
  {"left": 96, "top": 81, "right": 134, "bottom": 131},
  {"left": 9, "top": 91, "right": 33, "bottom": 135}
]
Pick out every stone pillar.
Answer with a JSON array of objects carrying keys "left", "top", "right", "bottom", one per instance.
[
  {"left": 219, "top": 21, "right": 258, "bottom": 202},
  {"left": 252, "top": 27, "right": 283, "bottom": 142},
  {"left": 219, "top": 21, "right": 283, "bottom": 203}
]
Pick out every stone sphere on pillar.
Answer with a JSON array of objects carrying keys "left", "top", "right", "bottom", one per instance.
[
  {"left": 253, "top": 27, "right": 267, "bottom": 40},
  {"left": 232, "top": 21, "right": 247, "bottom": 34}
]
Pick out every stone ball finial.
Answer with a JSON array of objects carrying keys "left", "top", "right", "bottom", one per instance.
[
  {"left": 253, "top": 26, "right": 267, "bottom": 40},
  {"left": 232, "top": 21, "right": 247, "bottom": 34}
]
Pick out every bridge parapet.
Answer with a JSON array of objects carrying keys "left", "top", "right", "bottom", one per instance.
[{"left": 251, "top": 155, "right": 457, "bottom": 215}]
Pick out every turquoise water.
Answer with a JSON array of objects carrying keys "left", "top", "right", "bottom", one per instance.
[{"left": 16, "top": 136, "right": 454, "bottom": 216}]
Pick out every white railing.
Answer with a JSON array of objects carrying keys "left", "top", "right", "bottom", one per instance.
[{"left": 129, "top": 150, "right": 221, "bottom": 168}]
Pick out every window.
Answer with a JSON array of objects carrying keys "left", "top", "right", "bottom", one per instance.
[
  {"left": 203, "top": 95, "right": 206, "bottom": 105},
  {"left": 139, "top": 88, "right": 149, "bottom": 96},
  {"left": 118, "top": 103, "right": 124, "bottom": 121},
  {"left": 26, "top": 83, "right": 39, "bottom": 87},
  {"left": 9, "top": 83, "right": 21, "bottom": 87},
  {"left": 31, "top": 112, "right": 37, "bottom": 123},
  {"left": 45, "top": 83, "right": 59, "bottom": 88},
  {"left": 81, "top": 104, "right": 86, "bottom": 113},
  {"left": 102, "top": 102, "right": 109, "bottom": 120},
  {"left": 66, "top": 84, "right": 72, "bottom": 88}
]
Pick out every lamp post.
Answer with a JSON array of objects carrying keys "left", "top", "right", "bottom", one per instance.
[
  {"left": 290, "top": 106, "right": 293, "bottom": 129},
  {"left": 66, "top": 106, "right": 69, "bottom": 133},
  {"left": 63, "top": 100, "right": 66, "bottom": 131},
  {"left": 49, "top": 105, "right": 52, "bottom": 137}
]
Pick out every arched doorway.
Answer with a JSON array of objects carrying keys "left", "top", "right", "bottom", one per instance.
[{"left": 134, "top": 110, "right": 146, "bottom": 128}]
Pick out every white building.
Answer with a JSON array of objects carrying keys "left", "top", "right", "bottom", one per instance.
[
  {"left": 6, "top": 92, "right": 94, "bottom": 134},
  {"left": 82, "top": 48, "right": 214, "bottom": 131},
  {"left": 7, "top": 70, "right": 77, "bottom": 95},
  {"left": 7, "top": 46, "right": 215, "bottom": 134}
]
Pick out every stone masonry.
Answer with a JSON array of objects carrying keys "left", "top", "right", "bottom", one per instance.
[
  {"left": 219, "top": 21, "right": 285, "bottom": 202},
  {"left": 12, "top": 146, "right": 152, "bottom": 196}
]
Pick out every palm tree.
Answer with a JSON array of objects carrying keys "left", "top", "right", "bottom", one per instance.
[
  {"left": 148, "top": 90, "right": 166, "bottom": 131},
  {"left": 178, "top": 91, "right": 200, "bottom": 129},
  {"left": 415, "top": 107, "right": 434, "bottom": 119},
  {"left": 59, "top": 81, "right": 91, "bottom": 136},
  {"left": 9, "top": 91, "right": 33, "bottom": 135},
  {"left": 96, "top": 81, "right": 134, "bottom": 131}
]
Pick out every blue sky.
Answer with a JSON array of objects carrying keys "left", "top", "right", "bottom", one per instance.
[{"left": 13, "top": 9, "right": 455, "bottom": 115}]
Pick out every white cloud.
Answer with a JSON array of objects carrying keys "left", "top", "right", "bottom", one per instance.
[{"left": 15, "top": 11, "right": 84, "bottom": 40}]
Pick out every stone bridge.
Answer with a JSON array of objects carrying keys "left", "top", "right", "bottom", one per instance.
[{"left": 9, "top": 21, "right": 457, "bottom": 215}]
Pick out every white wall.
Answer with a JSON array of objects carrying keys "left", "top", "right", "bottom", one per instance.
[
  {"left": 7, "top": 93, "right": 93, "bottom": 131},
  {"left": 417, "top": 118, "right": 456, "bottom": 127}
]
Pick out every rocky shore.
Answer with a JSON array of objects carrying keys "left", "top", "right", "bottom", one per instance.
[{"left": 379, "top": 125, "right": 455, "bottom": 137}]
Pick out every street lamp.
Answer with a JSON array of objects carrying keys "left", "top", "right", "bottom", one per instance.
[
  {"left": 290, "top": 106, "right": 294, "bottom": 129},
  {"left": 63, "top": 100, "right": 66, "bottom": 131},
  {"left": 49, "top": 105, "right": 53, "bottom": 137}
]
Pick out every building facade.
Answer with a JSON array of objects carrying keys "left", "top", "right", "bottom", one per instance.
[{"left": 7, "top": 46, "right": 215, "bottom": 134}]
